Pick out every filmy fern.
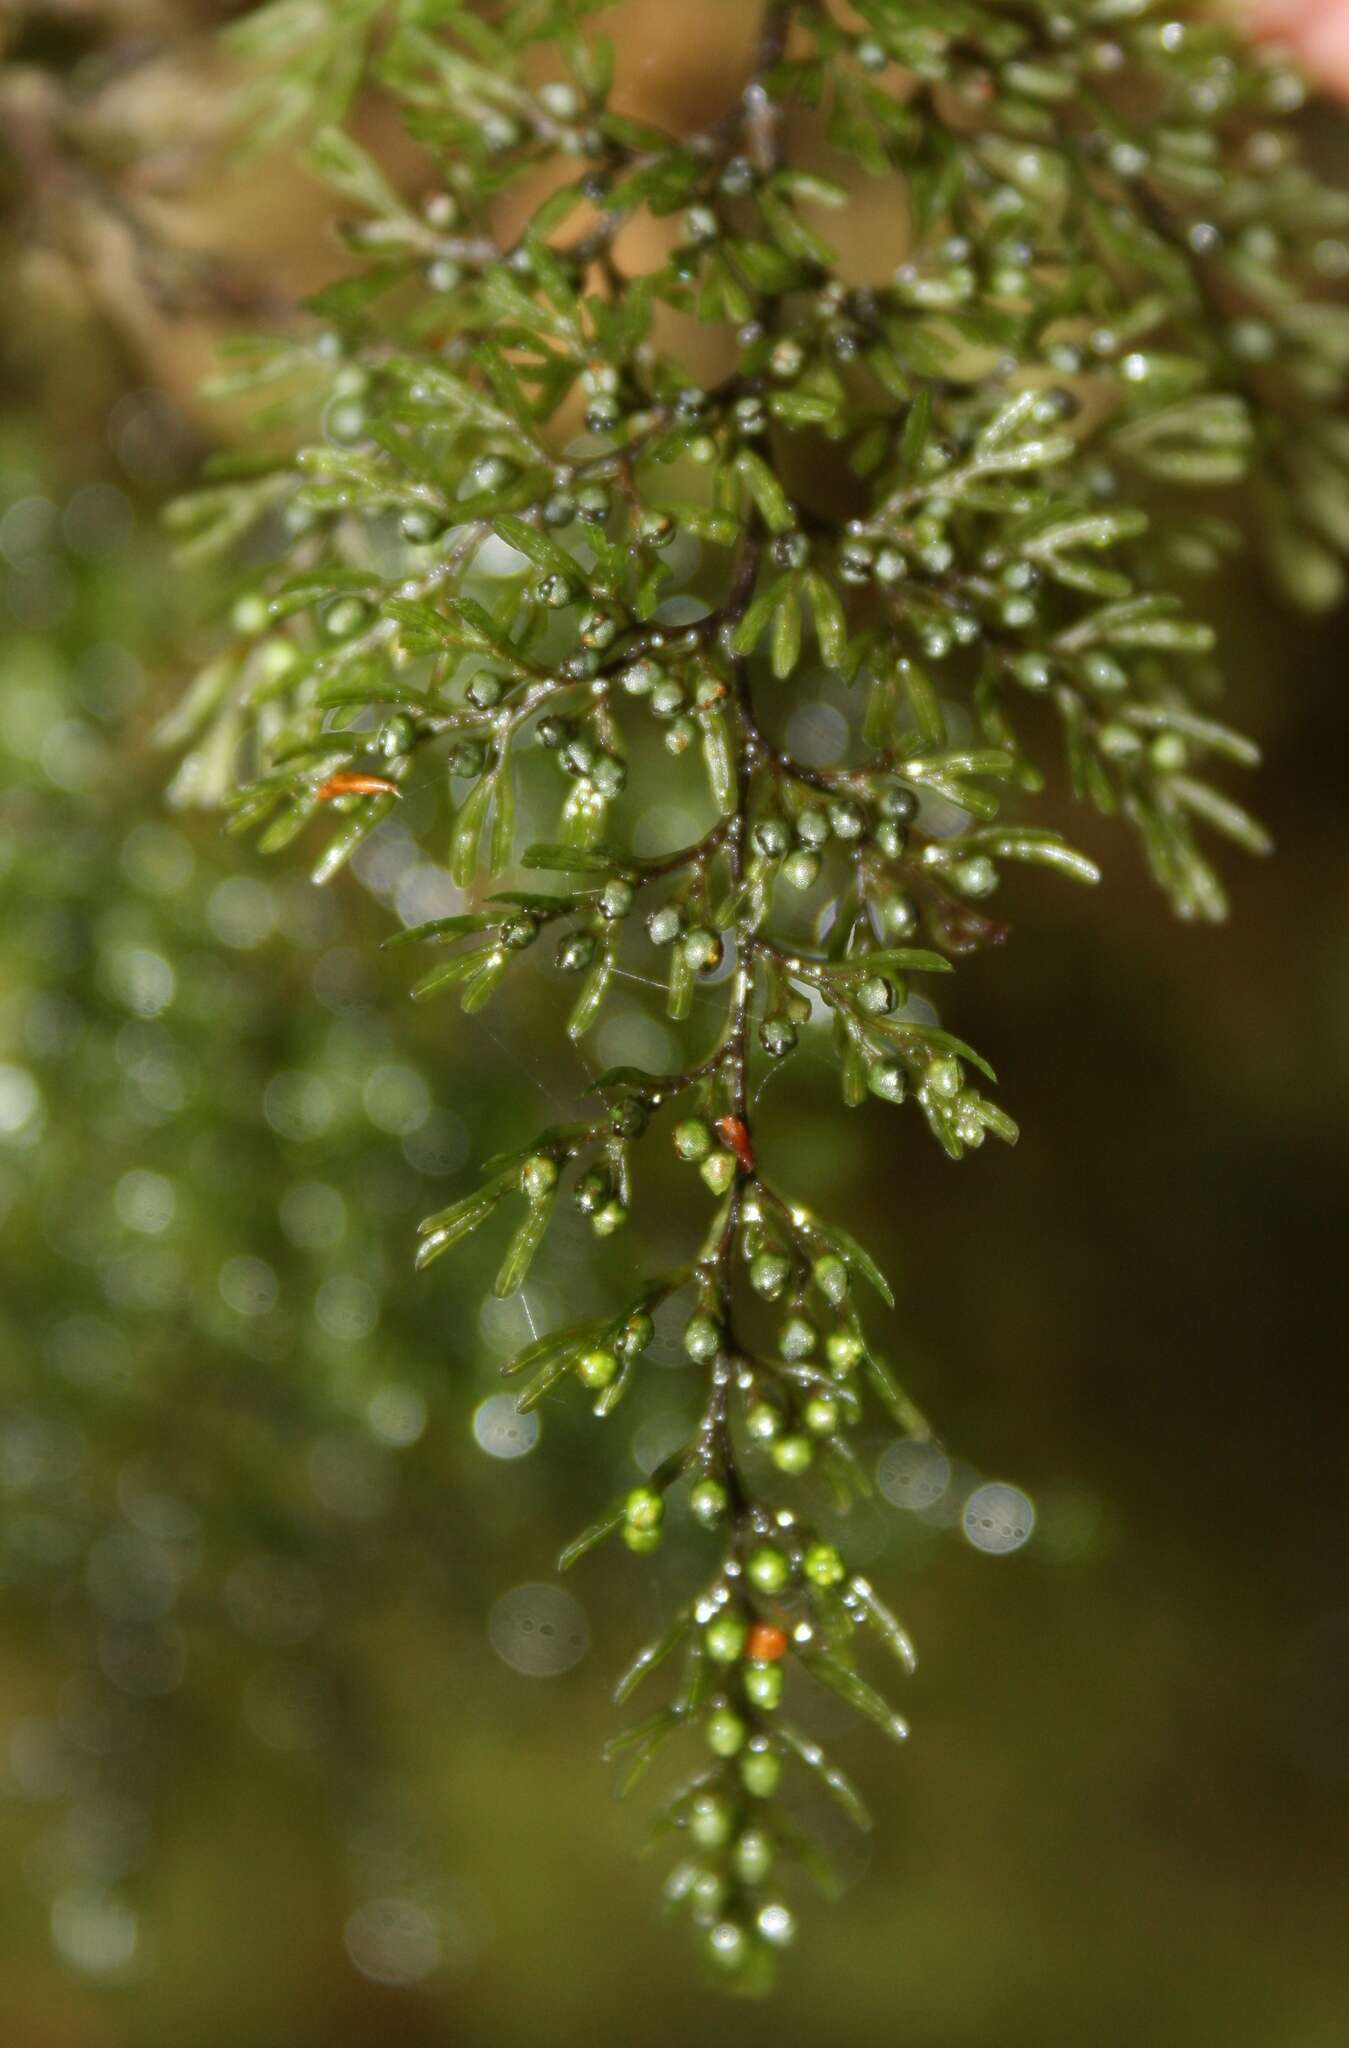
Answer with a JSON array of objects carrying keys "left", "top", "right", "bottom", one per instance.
[{"left": 162, "top": 0, "right": 1348, "bottom": 1990}]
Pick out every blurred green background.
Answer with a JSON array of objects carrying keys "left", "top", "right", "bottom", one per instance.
[{"left": 2, "top": 7, "right": 1347, "bottom": 2044}]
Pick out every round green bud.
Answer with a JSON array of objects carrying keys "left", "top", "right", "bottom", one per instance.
[
  {"left": 771, "top": 529, "right": 810, "bottom": 571},
  {"left": 324, "top": 596, "right": 370, "bottom": 639},
  {"left": 705, "top": 1921, "right": 750, "bottom": 1973},
  {"left": 881, "top": 892, "right": 921, "bottom": 941},
  {"left": 803, "top": 1541, "right": 845, "bottom": 1587},
  {"left": 399, "top": 506, "right": 447, "bottom": 546},
  {"left": 689, "top": 1793, "right": 733, "bottom": 1850},
  {"left": 778, "top": 1314, "right": 818, "bottom": 1361},
  {"left": 256, "top": 639, "right": 298, "bottom": 683},
  {"left": 771, "top": 1434, "right": 814, "bottom": 1476},
  {"left": 683, "top": 1313, "right": 723, "bottom": 1363},
  {"left": 856, "top": 974, "right": 897, "bottom": 1017},
  {"left": 782, "top": 848, "right": 820, "bottom": 892},
  {"left": 625, "top": 1486, "right": 664, "bottom": 1531},
  {"left": 646, "top": 904, "right": 682, "bottom": 947},
  {"left": 664, "top": 714, "right": 698, "bottom": 755},
  {"left": 578, "top": 1348, "right": 618, "bottom": 1390},
  {"left": 619, "top": 1310, "right": 655, "bottom": 1357},
  {"left": 572, "top": 1169, "right": 609, "bottom": 1215},
  {"left": 742, "top": 1661, "right": 783, "bottom": 1711},
  {"left": 231, "top": 593, "right": 270, "bottom": 637},
  {"left": 953, "top": 855, "right": 998, "bottom": 898},
  {"left": 579, "top": 607, "right": 619, "bottom": 651},
  {"left": 536, "top": 716, "right": 570, "bottom": 750},
  {"left": 448, "top": 739, "right": 487, "bottom": 779},
  {"left": 733, "top": 1828, "right": 774, "bottom": 1886},
  {"left": 928, "top": 1054, "right": 962, "bottom": 1099},
  {"left": 878, "top": 782, "right": 919, "bottom": 824},
  {"left": 599, "top": 878, "right": 635, "bottom": 920},
  {"left": 757, "top": 1901, "right": 796, "bottom": 1948},
  {"left": 555, "top": 931, "right": 597, "bottom": 974},
  {"left": 705, "top": 1616, "right": 748, "bottom": 1665},
  {"left": 828, "top": 799, "right": 865, "bottom": 842},
  {"left": 804, "top": 1395, "right": 840, "bottom": 1437},
  {"left": 620, "top": 657, "right": 661, "bottom": 696},
  {"left": 379, "top": 714, "right": 417, "bottom": 759},
  {"left": 752, "top": 816, "right": 791, "bottom": 859},
  {"left": 759, "top": 1015, "right": 798, "bottom": 1059},
  {"left": 674, "top": 1118, "right": 713, "bottom": 1162},
  {"left": 873, "top": 819, "right": 908, "bottom": 861},
  {"left": 520, "top": 1155, "right": 558, "bottom": 1200},
  {"left": 747, "top": 1546, "right": 790, "bottom": 1595},
  {"left": 868, "top": 1058, "right": 907, "bottom": 1104},
  {"left": 591, "top": 1200, "right": 628, "bottom": 1237},
  {"left": 826, "top": 1329, "right": 865, "bottom": 1374},
  {"left": 575, "top": 484, "right": 609, "bottom": 522},
  {"left": 739, "top": 1743, "right": 782, "bottom": 1799},
  {"left": 650, "top": 679, "right": 686, "bottom": 719},
  {"left": 500, "top": 915, "right": 538, "bottom": 951},
  {"left": 812, "top": 1253, "right": 849, "bottom": 1306},
  {"left": 769, "top": 337, "right": 806, "bottom": 379},
  {"left": 749, "top": 1252, "right": 792, "bottom": 1301},
  {"left": 705, "top": 1707, "right": 748, "bottom": 1758},
  {"left": 700, "top": 1150, "right": 737, "bottom": 1195},
  {"left": 682, "top": 926, "right": 723, "bottom": 973},
  {"left": 537, "top": 573, "right": 575, "bottom": 609},
  {"left": 689, "top": 1477, "right": 729, "bottom": 1528},
  {"left": 591, "top": 754, "right": 627, "bottom": 799},
  {"left": 327, "top": 401, "right": 366, "bottom": 444},
  {"left": 608, "top": 1094, "right": 648, "bottom": 1138},
  {"left": 746, "top": 1402, "right": 781, "bottom": 1443},
  {"left": 622, "top": 1524, "right": 662, "bottom": 1554},
  {"left": 639, "top": 508, "right": 676, "bottom": 548},
  {"left": 795, "top": 809, "right": 831, "bottom": 849}
]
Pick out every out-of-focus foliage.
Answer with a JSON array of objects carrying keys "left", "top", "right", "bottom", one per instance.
[{"left": 0, "top": 438, "right": 514, "bottom": 1990}]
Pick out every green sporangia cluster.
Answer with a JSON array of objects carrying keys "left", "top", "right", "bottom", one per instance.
[{"left": 162, "top": 0, "right": 1348, "bottom": 1989}]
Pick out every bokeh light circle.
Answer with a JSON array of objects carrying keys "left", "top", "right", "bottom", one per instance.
[
  {"left": 962, "top": 1481, "right": 1036, "bottom": 1555},
  {"left": 487, "top": 1583, "right": 589, "bottom": 1677}
]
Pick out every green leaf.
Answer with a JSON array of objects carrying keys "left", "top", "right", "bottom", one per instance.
[
  {"left": 801, "top": 1650, "right": 909, "bottom": 1743},
  {"left": 778, "top": 1723, "right": 872, "bottom": 1831},
  {"left": 410, "top": 946, "right": 501, "bottom": 1001},
  {"left": 771, "top": 587, "right": 802, "bottom": 679},
  {"left": 415, "top": 1184, "right": 506, "bottom": 1270},
  {"left": 807, "top": 573, "right": 846, "bottom": 667},
  {"left": 492, "top": 514, "right": 580, "bottom": 580},
  {"left": 613, "top": 1612, "right": 693, "bottom": 1706},
  {"left": 558, "top": 1499, "right": 627, "bottom": 1572},
  {"left": 568, "top": 938, "right": 614, "bottom": 1038},
  {"left": 734, "top": 450, "right": 795, "bottom": 533},
  {"left": 523, "top": 843, "right": 625, "bottom": 873},
  {"left": 450, "top": 776, "right": 493, "bottom": 887},
  {"left": 494, "top": 1194, "right": 555, "bottom": 1297},
  {"left": 808, "top": 1219, "right": 894, "bottom": 1309},
  {"left": 700, "top": 705, "right": 738, "bottom": 815}
]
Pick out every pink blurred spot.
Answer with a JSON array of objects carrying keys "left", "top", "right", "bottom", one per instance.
[{"left": 1251, "top": 0, "right": 1349, "bottom": 96}]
